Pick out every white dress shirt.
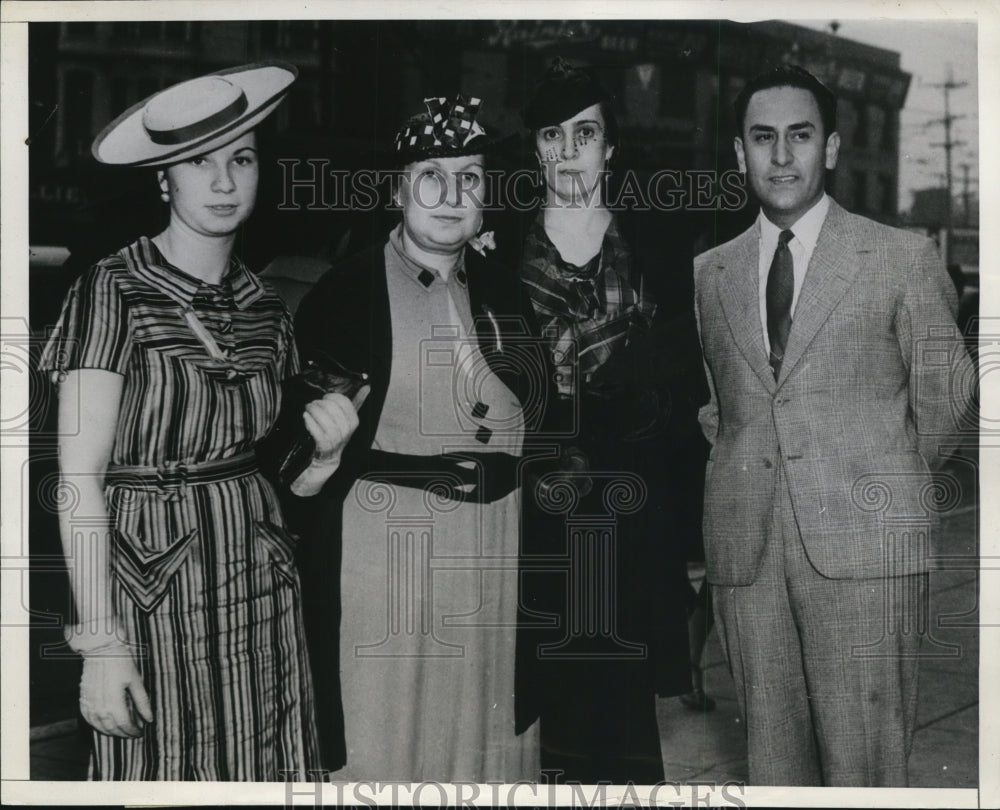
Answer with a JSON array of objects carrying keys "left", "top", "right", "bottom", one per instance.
[{"left": 757, "top": 193, "right": 831, "bottom": 353}]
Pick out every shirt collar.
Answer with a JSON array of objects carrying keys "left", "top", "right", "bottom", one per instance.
[
  {"left": 757, "top": 193, "right": 831, "bottom": 255},
  {"left": 122, "top": 236, "right": 266, "bottom": 310}
]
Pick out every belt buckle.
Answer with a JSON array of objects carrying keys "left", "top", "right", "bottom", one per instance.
[{"left": 156, "top": 461, "right": 188, "bottom": 501}]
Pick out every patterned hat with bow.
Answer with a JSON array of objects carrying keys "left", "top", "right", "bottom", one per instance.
[{"left": 392, "top": 94, "right": 495, "bottom": 165}]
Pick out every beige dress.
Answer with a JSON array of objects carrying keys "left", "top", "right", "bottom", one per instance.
[{"left": 332, "top": 230, "right": 539, "bottom": 782}]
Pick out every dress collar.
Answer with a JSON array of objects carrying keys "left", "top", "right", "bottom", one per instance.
[
  {"left": 386, "top": 224, "right": 468, "bottom": 292},
  {"left": 121, "top": 236, "right": 266, "bottom": 309}
]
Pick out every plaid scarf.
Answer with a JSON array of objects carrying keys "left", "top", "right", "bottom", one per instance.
[{"left": 522, "top": 214, "right": 657, "bottom": 397}]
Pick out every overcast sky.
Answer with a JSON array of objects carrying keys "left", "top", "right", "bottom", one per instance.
[{"left": 794, "top": 18, "right": 978, "bottom": 212}]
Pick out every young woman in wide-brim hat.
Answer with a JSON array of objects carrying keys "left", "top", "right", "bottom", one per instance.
[{"left": 40, "top": 62, "right": 362, "bottom": 781}]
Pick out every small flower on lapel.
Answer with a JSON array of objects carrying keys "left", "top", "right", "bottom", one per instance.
[{"left": 468, "top": 230, "right": 496, "bottom": 257}]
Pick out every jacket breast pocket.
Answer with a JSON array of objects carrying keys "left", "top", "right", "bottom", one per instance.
[{"left": 113, "top": 528, "right": 198, "bottom": 612}]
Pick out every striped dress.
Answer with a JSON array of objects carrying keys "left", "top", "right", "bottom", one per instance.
[{"left": 39, "top": 237, "right": 320, "bottom": 781}]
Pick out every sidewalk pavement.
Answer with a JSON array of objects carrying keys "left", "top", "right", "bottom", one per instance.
[{"left": 30, "top": 458, "right": 979, "bottom": 788}]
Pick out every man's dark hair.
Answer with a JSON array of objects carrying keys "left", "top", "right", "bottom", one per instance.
[{"left": 734, "top": 64, "right": 838, "bottom": 139}]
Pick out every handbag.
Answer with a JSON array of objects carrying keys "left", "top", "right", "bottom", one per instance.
[{"left": 275, "top": 350, "right": 369, "bottom": 487}]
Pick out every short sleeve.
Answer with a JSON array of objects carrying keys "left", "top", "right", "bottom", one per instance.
[{"left": 38, "top": 263, "right": 133, "bottom": 381}]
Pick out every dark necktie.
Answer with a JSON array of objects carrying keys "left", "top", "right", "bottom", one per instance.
[{"left": 766, "top": 229, "right": 794, "bottom": 379}]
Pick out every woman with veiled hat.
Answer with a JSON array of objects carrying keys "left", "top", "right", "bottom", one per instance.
[
  {"left": 513, "top": 58, "right": 711, "bottom": 784},
  {"left": 283, "top": 94, "right": 544, "bottom": 781},
  {"left": 39, "top": 62, "right": 362, "bottom": 780}
]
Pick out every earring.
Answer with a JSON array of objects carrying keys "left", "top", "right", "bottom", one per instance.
[{"left": 160, "top": 189, "right": 170, "bottom": 203}]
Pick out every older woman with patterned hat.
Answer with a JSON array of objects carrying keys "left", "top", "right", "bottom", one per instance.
[
  {"left": 39, "top": 62, "right": 362, "bottom": 780},
  {"left": 284, "top": 95, "right": 545, "bottom": 781}
]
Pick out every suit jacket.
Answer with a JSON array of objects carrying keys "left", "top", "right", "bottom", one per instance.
[
  {"left": 263, "top": 236, "right": 553, "bottom": 769},
  {"left": 694, "top": 199, "right": 974, "bottom": 586}
]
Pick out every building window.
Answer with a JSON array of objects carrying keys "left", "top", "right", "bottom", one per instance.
[
  {"left": 727, "top": 76, "right": 746, "bottom": 135},
  {"left": 289, "top": 81, "right": 318, "bottom": 129},
  {"left": 867, "top": 105, "right": 886, "bottom": 152},
  {"left": 64, "top": 69, "right": 94, "bottom": 157},
  {"left": 853, "top": 171, "right": 868, "bottom": 213},
  {"left": 110, "top": 76, "right": 129, "bottom": 116},
  {"left": 504, "top": 53, "right": 534, "bottom": 110},
  {"left": 879, "top": 174, "right": 894, "bottom": 215},
  {"left": 658, "top": 65, "right": 696, "bottom": 117},
  {"left": 881, "top": 108, "right": 896, "bottom": 151},
  {"left": 853, "top": 101, "right": 868, "bottom": 148}
]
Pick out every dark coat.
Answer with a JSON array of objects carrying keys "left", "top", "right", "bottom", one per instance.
[
  {"left": 265, "top": 236, "right": 555, "bottom": 770},
  {"left": 497, "top": 206, "right": 710, "bottom": 782}
]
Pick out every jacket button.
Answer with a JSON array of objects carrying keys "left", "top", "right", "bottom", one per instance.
[{"left": 763, "top": 459, "right": 773, "bottom": 469}]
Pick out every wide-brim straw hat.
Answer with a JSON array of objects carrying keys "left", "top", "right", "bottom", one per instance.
[{"left": 92, "top": 61, "right": 297, "bottom": 168}]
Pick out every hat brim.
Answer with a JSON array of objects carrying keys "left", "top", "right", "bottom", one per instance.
[
  {"left": 363, "top": 132, "right": 520, "bottom": 172},
  {"left": 392, "top": 135, "right": 499, "bottom": 167},
  {"left": 92, "top": 61, "right": 297, "bottom": 168}
]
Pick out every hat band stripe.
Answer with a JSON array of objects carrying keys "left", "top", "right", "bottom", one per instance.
[{"left": 145, "top": 92, "right": 249, "bottom": 146}]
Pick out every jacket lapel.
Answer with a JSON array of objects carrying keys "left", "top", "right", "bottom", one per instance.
[
  {"left": 777, "top": 200, "right": 863, "bottom": 386},
  {"left": 464, "top": 247, "right": 527, "bottom": 406},
  {"left": 716, "top": 223, "right": 776, "bottom": 392}
]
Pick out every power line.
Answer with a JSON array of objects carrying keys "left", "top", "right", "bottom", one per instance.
[
  {"left": 925, "top": 65, "right": 969, "bottom": 262},
  {"left": 958, "top": 162, "right": 976, "bottom": 226}
]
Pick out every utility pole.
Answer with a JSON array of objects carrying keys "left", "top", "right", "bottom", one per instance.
[
  {"left": 958, "top": 162, "right": 974, "bottom": 227},
  {"left": 927, "top": 65, "right": 967, "bottom": 264}
]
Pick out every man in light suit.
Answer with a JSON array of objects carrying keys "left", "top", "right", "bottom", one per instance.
[{"left": 693, "top": 65, "right": 974, "bottom": 786}]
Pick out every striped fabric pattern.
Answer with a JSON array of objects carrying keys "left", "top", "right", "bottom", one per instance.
[
  {"left": 40, "top": 237, "right": 320, "bottom": 780},
  {"left": 521, "top": 215, "right": 656, "bottom": 397}
]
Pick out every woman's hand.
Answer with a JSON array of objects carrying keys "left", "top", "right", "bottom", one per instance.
[
  {"left": 56, "top": 370, "right": 152, "bottom": 736},
  {"left": 79, "top": 652, "right": 154, "bottom": 738},
  {"left": 305, "top": 388, "right": 369, "bottom": 467},
  {"left": 291, "top": 387, "right": 369, "bottom": 496}
]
